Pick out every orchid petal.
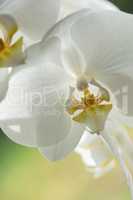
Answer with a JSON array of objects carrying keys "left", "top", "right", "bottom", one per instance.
[
  {"left": 0, "top": 14, "right": 17, "bottom": 41},
  {"left": 101, "top": 121, "right": 133, "bottom": 200},
  {"left": 106, "top": 110, "right": 133, "bottom": 167},
  {"left": 92, "top": 160, "right": 115, "bottom": 178},
  {"left": 43, "top": 9, "right": 92, "bottom": 79},
  {"left": 76, "top": 131, "right": 114, "bottom": 168},
  {"left": 1, "top": 105, "right": 71, "bottom": 147},
  {"left": 61, "top": 33, "right": 86, "bottom": 78},
  {"left": 0, "top": 62, "right": 71, "bottom": 147},
  {"left": 70, "top": 11, "right": 133, "bottom": 77},
  {"left": 59, "top": 0, "right": 118, "bottom": 19},
  {"left": 39, "top": 121, "right": 85, "bottom": 161},
  {"left": 26, "top": 37, "right": 63, "bottom": 67}
]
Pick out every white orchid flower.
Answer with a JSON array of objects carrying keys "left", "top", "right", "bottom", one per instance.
[
  {"left": 0, "top": 9, "right": 133, "bottom": 198},
  {"left": 0, "top": 0, "right": 118, "bottom": 42},
  {"left": 41, "top": 10, "right": 133, "bottom": 198}
]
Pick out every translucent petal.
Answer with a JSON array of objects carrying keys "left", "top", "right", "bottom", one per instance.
[
  {"left": 39, "top": 121, "right": 85, "bottom": 161},
  {"left": 106, "top": 110, "right": 133, "bottom": 167},
  {"left": 70, "top": 11, "right": 133, "bottom": 77},
  {"left": 92, "top": 160, "right": 115, "bottom": 178},
  {"left": 0, "top": 62, "right": 71, "bottom": 147},
  {"left": 1, "top": 105, "right": 72, "bottom": 147},
  {"left": 43, "top": 9, "right": 92, "bottom": 79},
  {"left": 26, "top": 36, "right": 75, "bottom": 84},
  {"left": 76, "top": 131, "right": 114, "bottom": 168},
  {"left": 61, "top": 33, "right": 86, "bottom": 78},
  {"left": 26, "top": 37, "right": 63, "bottom": 67},
  {"left": 101, "top": 121, "right": 133, "bottom": 200},
  {"left": 0, "top": 14, "right": 17, "bottom": 41}
]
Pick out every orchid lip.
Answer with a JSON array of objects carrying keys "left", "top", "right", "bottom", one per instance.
[{"left": 66, "top": 78, "right": 112, "bottom": 133}]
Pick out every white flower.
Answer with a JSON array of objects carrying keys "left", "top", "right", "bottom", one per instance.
[
  {"left": 0, "top": 9, "right": 133, "bottom": 198},
  {"left": 42, "top": 9, "right": 133, "bottom": 198},
  {"left": 0, "top": 0, "right": 118, "bottom": 42}
]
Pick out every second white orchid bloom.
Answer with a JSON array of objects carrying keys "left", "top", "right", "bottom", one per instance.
[{"left": 43, "top": 10, "right": 133, "bottom": 199}]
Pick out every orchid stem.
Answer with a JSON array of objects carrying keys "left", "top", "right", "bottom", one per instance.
[{"left": 101, "top": 131, "right": 133, "bottom": 200}]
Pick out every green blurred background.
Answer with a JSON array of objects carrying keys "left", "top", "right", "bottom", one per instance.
[{"left": 0, "top": 1, "right": 133, "bottom": 200}]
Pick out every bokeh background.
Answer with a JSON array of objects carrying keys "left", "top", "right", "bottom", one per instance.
[{"left": 0, "top": 0, "right": 133, "bottom": 200}]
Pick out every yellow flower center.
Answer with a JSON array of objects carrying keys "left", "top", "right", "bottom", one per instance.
[
  {"left": 0, "top": 15, "right": 24, "bottom": 68},
  {"left": 66, "top": 79, "right": 112, "bottom": 133}
]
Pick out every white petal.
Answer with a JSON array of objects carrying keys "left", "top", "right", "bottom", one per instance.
[
  {"left": 43, "top": 9, "right": 92, "bottom": 78},
  {"left": 77, "top": 131, "right": 98, "bottom": 147},
  {"left": 61, "top": 33, "right": 86, "bottom": 78},
  {"left": 26, "top": 36, "right": 77, "bottom": 83},
  {"left": 76, "top": 131, "right": 113, "bottom": 167},
  {"left": 114, "top": 109, "right": 133, "bottom": 128},
  {"left": 0, "top": 62, "right": 71, "bottom": 147},
  {"left": 101, "top": 121, "right": 133, "bottom": 199},
  {"left": 70, "top": 11, "right": 133, "bottom": 77},
  {"left": 26, "top": 37, "right": 63, "bottom": 67},
  {"left": 0, "top": 14, "right": 17, "bottom": 41},
  {"left": 0, "top": 0, "right": 60, "bottom": 40},
  {"left": 1, "top": 106, "right": 71, "bottom": 147},
  {"left": 92, "top": 160, "right": 115, "bottom": 178},
  {"left": 106, "top": 110, "right": 133, "bottom": 167},
  {"left": 39, "top": 121, "right": 85, "bottom": 161},
  {"left": 59, "top": 0, "right": 118, "bottom": 19}
]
